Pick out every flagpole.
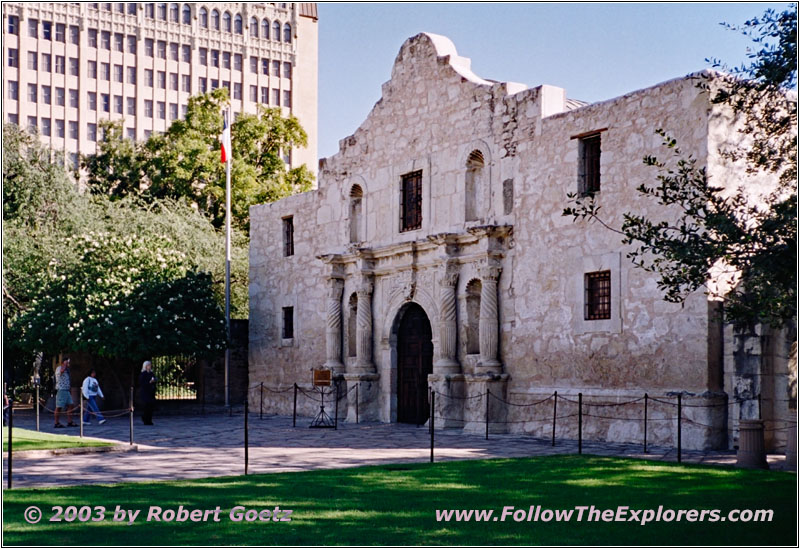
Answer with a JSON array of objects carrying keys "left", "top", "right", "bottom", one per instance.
[{"left": 224, "top": 107, "right": 231, "bottom": 409}]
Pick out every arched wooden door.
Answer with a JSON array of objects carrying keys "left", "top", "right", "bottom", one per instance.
[{"left": 396, "top": 303, "right": 433, "bottom": 424}]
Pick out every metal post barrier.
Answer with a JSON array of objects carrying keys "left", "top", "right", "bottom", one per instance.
[
  {"left": 35, "top": 384, "right": 40, "bottom": 432},
  {"left": 334, "top": 383, "right": 339, "bottom": 431},
  {"left": 356, "top": 383, "right": 359, "bottom": 424},
  {"left": 430, "top": 391, "right": 435, "bottom": 463},
  {"left": 260, "top": 383, "right": 263, "bottom": 420},
  {"left": 80, "top": 393, "right": 84, "bottom": 438},
  {"left": 293, "top": 383, "right": 298, "bottom": 427},
  {"left": 758, "top": 393, "right": 762, "bottom": 420},
  {"left": 244, "top": 400, "right": 249, "bottom": 475},
  {"left": 129, "top": 387, "right": 134, "bottom": 445},
  {"left": 578, "top": 393, "right": 583, "bottom": 455},
  {"left": 552, "top": 391, "right": 557, "bottom": 447},
  {"left": 7, "top": 399, "right": 13, "bottom": 489},
  {"left": 428, "top": 387, "right": 432, "bottom": 435},
  {"left": 677, "top": 393, "right": 682, "bottom": 464},
  {"left": 485, "top": 389, "right": 490, "bottom": 440},
  {"left": 643, "top": 393, "right": 648, "bottom": 454}
]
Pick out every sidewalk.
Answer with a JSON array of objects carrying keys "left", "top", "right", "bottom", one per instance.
[{"left": 2, "top": 410, "right": 790, "bottom": 488}]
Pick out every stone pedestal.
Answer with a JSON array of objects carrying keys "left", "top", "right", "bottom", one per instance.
[
  {"left": 462, "top": 373, "right": 509, "bottom": 434},
  {"left": 428, "top": 374, "right": 466, "bottom": 428},
  {"left": 343, "top": 373, "right": 380, "bottom": 422},
  {"left": 785, "top": 424, "right": 797, "bottom": 472},
  {"left": 736, "top": 419, "right": 769, "bottom": 469}
]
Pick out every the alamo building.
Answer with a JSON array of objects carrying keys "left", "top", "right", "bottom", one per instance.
[{"left": 249, "top": 33, "right": 794, "bottom": 452}]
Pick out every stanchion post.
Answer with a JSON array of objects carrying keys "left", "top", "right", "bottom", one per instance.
[
  {"left": 677, "top": 393, "right": 682, "bottom": 464},
  {"left": 80, "top": 393, "right": 84, "bottom": 438},
  {"left": 292, "top": 383, "right": 297, "bottom": 427},
  {"left": 356, "top": 382, "right": 359, "bottom": 424},
  {"left": 244, "top": 400, "right": 249, "bottom": 475},
  {"left": 129, "top": 386, "right": 134, "bottom": 445},
  {"left": 578, "top": 392, "right": 583, "bottom": 455},
  {"left": 35, "top": 384, "right": 40, "bottom": 432},
  {"left": 430, "top": 391, "right": 435, "bottom": 463},
  {"left": 428, "top": 387, "right": 432, "bottom": 435},
  {"left": 260, "top": 383, "right": 263, "bottom": 420},
  {"left": 7, "top": 398, "right": 13, "bottom": 489},
  {"left": 485, "top": 389, "right": 490, "bottom": 440},
  {"left": 334, "top": 383, "right": 339, "bottom": 431},
  {"left": 643, "top": 393, "right": 648, "bottom": 454},
  {"left": 552, "top": 391, "right": 557, "bottom": 447}
]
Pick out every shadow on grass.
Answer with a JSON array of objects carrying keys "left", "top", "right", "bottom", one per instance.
[{"left": 3, "top": 455, "right": 796, "bottom": 546}]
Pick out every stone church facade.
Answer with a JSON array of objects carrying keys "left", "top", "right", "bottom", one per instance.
[{"left": 249, "top": 33, "right": 793, "bottom": 451}]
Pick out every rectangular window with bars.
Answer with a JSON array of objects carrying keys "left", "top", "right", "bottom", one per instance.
[
  {"left": 584, "top": 270, "right": 611, "bottom": 320},
  {"left": 579, "top": 133, "right": 601, "bottom": 196},
  {"left": 282, "top": 216, "right": 294, "bottom": 257},
  {"left": 400, "top": 170, "right": 423, "bottom": 232},
  {"left": 282, "top": 307, "right": 294, "bottom": 339}
]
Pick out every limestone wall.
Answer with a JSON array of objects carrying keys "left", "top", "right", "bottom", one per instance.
[{"left": 249, "top": 33, "right": 747, "bottom": 448}]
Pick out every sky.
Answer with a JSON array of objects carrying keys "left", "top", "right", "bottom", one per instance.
[{"left": 316, "top": 2, "right": 790, "bottom": 159}]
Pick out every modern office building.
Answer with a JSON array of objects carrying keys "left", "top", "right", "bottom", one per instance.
[{"left": 2, "top": 2, "right": 318, "bottom": 173}]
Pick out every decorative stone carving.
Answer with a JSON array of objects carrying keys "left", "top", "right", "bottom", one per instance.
[
  {"left": 323, "top": 277, "right": 345, "bottom": 374},
  {"left": 354, "top": 278, "right": 375, "bottom": 373},
  {"left": 434, "top": 262, "right": 460, "bottom": 374},
  {"left": 478, "top": 263, "right": 502, "bottom": 374}
]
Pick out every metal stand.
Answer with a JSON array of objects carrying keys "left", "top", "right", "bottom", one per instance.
[{"left": 309, "top": 387, "right": 335, "bottom": 429}]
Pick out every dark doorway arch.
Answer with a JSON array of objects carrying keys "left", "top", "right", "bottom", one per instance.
[{"left": 396, "top": 303, "right": 433, "bottom": 424}]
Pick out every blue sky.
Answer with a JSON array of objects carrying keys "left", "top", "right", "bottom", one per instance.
[{"left": 316, "top": 2, "right": 790, "bottom": 159}]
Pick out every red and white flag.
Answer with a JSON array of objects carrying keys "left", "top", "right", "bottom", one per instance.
[{"left": 220, "top": 109, "right": 232, "bottom": 164}]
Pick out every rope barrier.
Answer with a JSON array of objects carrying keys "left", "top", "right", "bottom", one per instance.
[
  {"left": 435, "top": 391, "right": 485, "bottom": 401},
  {"left": 490, "top": 392, "right": 554, "bottom": 407}
]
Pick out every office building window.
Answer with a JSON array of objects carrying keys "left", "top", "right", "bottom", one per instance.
[
  {"left": 28, "top": 52, "right": 38, "bottom": 70},
  {"left": 261, "top": 86, "right": 269, "bottom": 104},
  {"left": 128, "top": 3, "right": 137, "bottom": 14},
  {"left": 170, "top": 42, "right": 178, "bottom": 61},
  {"left": 42, "top": 86, "right": 51, "bottom": 105},
  {"left": 169, "top": 103, "right": 178, "bottom": 120},
  {"left": 127, "top": 127, "right": 136, "bottom": 140},
  {"left": 69, "top": 25, "right": 79, "bottom": 44},
  {"left": 29, "top": 19, "right": 38, "bottom": 38},
  {"left": 8, "top": 81, "right": 19, "bottom": 100},
  {"left": 127, "top": 67, "right": 136, "bottom": 84},
  {"left": 272, "top": 60, "right": 280, "bottom": 76},
  {"left": 157, "top": 71, "right": 166, "bottom": 89},
  {"left": 28, "top": 84, "right": 37, "bottom": 103},
  {"left": 8, "top": 49, "right": 18, "bottom": 68},
  {"left": 41, "top": 118, "right": 51, "bottom": 137},
  {"left": 101, "top": 62, "right": 110, "bottom": 81},
  {"left": 199, "top": 48, "right": 208, "bottom": 65},
  {"left": 145, "top": 69, "right": 154, "bottom": 87},
  {"left": 181, "top": 104, "right": 188, "bottom": 117},
  {"left": 284, "top": 23, "right": 292, "bottom": 43},
  {"left": 56, "top": 87, "right": 65, "bottom": 106},
  {"left": 181, "top": 74, "right": 191, "bottom": 92},
  {"left": 199, "top": 77, "right": 207, "bottom": 93},
  {"left": 127, "top": 97, "right": 136, "bottom": 115},
  {"left": 88, "top": 92, "right": 97, "bottom": 110},
  {"left": 145, "top": 38, "right": 154, "bottom": 56},
  {"left": 211, "top": 50, "right": 219, "bottom": 68},
  {"left": 157, "top": 40, "right": 166, "bottom": 59},
  {"left": 114, "top": 95, "right": 123, "bottom": 114},
  {"left": 8, "top": 15, "right": 19, "bottom": 34},
  {"left": 170, "top": 3, "right": 179, "bottom": 22},
  {"left": 88, "top": 123, "right": 97, "bottom": 142},
  {"left": 145, "top": 100, "right": 153, "bottom": 117},
  {"left": 69, "top": 89, "right": 79, "bottom": 108},
  {"left": 115, "top": 33, "right": 124, "bottom": 52},
  {"left": 128, "top": 35, "right": 136, "bottom": 54},
  {"left": 55, "top": 55, "right": 66, "bottom": 74},
  {"left": 157, "top": 101, "right": 166, "bottom": 119},
  {"left": 272, "top": 88, "right": 280, "bottom": 106},
  {"left": 41, "top": 53, "right": 52, "bottom": 72},
  {"left": 28, "top": 116, "right": 38, "bottom": 132},
  {"left": 114, "top": 64, "right": 123, "bottom": 82},
  {"left": 56, "top": 23, "right": 66, "bottom": 42},
  {"left": 222, "top": 52, "right": 231, "bottom": 69},
  {"left": 211, "top": 79, "right": 218, "bottom": 90},
  {"left": 261, "top": 58, "right": 269, "bottom": 75},
  {"left": 283, "top": 62, "right": 292, "bottom": 79},
  {"left": 250, "top": 56, "right": 258, "bottom": 74},
  {"left": 88, "top": 60, "right": 97, "bottom": 79},
  {"left": 283, "top": 90, "right": 291, "bottom": 108},
  {"left": 101, "top": 31, "right": 111, "bottom": 49},
  {"left": 102, "top": 93, "right": 110, "bottom": 112},
  {"left": 170, "top": 72, "right": 178, "bottom": 91},
  {"left": 88, "top": 28, "right": 98, "bottom": 47},
  {"left": 182, "top": 4, "right": 191, "bottom": 24},
  {"left": 234, "top": 53, "right": 242, "bottom": 71},
  {"left": 69, "top": 121, "right": 78, "bottom": 139},
  {"left": 199, "top": 7, "right": 207, "bottom": 27},
  {"left": 250, "top": 85, "right": 257, "bottom": 102},
  {"left": 233, "top": 83, "right": 242, "bottom": 100},
  {"left": 182, "top": 45, "right": 191, "bottom": 63},
  {"left": 42, "top": 21, "right": 52, "bottom": 40},
  {"left": 158, "top": 3, "right": 167, "bottom": 20},
  {"left": 8, "top": 114, "right": 18, "bottom": 125},
  {"left": 272, "top": 21, "right": 280, "bottom": 41},
  {"left": 69, "top": 57, "right": 79, "bottom": 76},
  {"left": 56, "top": 119, "right": 65, "bottom": 138}
]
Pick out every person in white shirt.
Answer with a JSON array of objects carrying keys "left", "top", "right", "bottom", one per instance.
[{"left": 81, "top": 369, "right": 106, "bottom": 425}]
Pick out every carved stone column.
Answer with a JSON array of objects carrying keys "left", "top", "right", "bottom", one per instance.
[
  {"left": 434, "top": 263, "right": 460, "bottom": 375},
  {"left": 354, "top": 279, "right": 375, "bottom": 373},
  {"left": 478, "top": 264, "right": 502, "bottom": 374},
  {"left": 323, "top": 277, "right": 345, "bottom": 374}
]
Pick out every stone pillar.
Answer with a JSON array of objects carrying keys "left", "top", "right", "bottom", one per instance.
[
  {"left": 434, "top": 264, "right": 460, "bottom": 375},
  {"left": 477, "top": 264, "right": 502, "bottom": 374},
  {"left": 354, "top": 279, "right": 375, "bottom": 373},
  {"left": 737, "top": 419, "right": 769, "bottom": 469},
  {"left": 323, "top": 277, "right": 345, "bottom": 374}
]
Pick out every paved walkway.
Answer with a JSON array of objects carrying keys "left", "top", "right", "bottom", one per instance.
[{"left": 3, "top": 410, "right": 790, "bottom": 488}]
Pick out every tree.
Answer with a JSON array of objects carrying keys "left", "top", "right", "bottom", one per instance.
[
  {"left": 564, "top": 7, "right": 796, "bottom": 327},
  {"left": 86, "top": 88, "right": 314, "bottom": 230}
]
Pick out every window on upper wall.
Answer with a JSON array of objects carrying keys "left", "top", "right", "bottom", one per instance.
[
  {"left": 400, "top": 170, "right": 423, "bottom": 232},
  {"left": 211, "top": 9, "right": 220, "bottom": 30},
  {"left": 182, "top": 4, "right": 191, "bottom": 24},
  {"left": 28, "top": 19, "right": 38, "bottom": 38},
  {"left": 234, "top": 14, "right": 242, "bottom": 34},
  {"left": 262, "top": 19, "right": 269, "bottom": 39},
  {"left": 282, "top": 216, "right": 294, "bottom": 256},
  {"left": 578, "top": 133, "right": 602, "bottom": 196},
  {"left": 157, "top": 3, "right": 167, "bottom": 20},
  {"left": 70, "top": 25, "right": 79, "bottom": 44},
  {"left": 465, "top": 149, "right": 484, "bottom": 222},
  {"left": 145, "top": 3, "right": 155, "bottom": 18},
  {"left": 349, "top": 185, "right": 363, "bottom": 243},
  {"left": 42, "top": 21, "right": 52, "bottom": 40},
  {"left": 282, "top": 306, "right": 294, "bottom": 339},
  {"left": 56, "top": 23, "right": 65, "bottom": 42},
  {"left": 199, "top": 7, "right": 207, "bottom": 27},
  {"left": 8, "top": 15, "right": 18, "bottom": 34},
  {"left": 170, "top": 3, "right": 179, "bottom": 22},
  {"left": 223, "top": 11, "right": 231, "bottom": 32},
  {"left": 584, "top": 270, "right": 611, "bottom": 320},
  {"left": 272, "top": 21, "right": 280, "bottom": 41},
  {"left": 250, "top": 17, "right": 258, "bottom": 37},
  {"left": 283, "top": 23, "right": 291, "bottom": 43}
]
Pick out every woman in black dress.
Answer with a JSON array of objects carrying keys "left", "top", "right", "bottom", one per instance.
[{"left": 139, "top": 360, "right": 156, "bottom": 425}]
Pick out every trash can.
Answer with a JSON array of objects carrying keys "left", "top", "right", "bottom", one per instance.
[{"left": 736, "top": 419, "right": 769, "bottom": 469}]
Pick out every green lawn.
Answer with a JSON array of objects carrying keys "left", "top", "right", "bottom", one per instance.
[
  {"left": 2, "top": 455, "right": 796, "bottom": 546},
  {"left": 3, "top": 427, "right": 114, "bottom": 453}
]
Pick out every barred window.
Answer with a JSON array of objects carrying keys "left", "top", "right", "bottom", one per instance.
[
  {"left": 400, "top": 170, "right": 423, "bottom": 232},
  {"left": 579, "top": 134, "right": 601, "bottom": 196},
  {"left": 282, "top": 216, "right": 294, "bottom": 257},
  {"left": 584, "top": 270, "right": 611, "bottom": 320}
]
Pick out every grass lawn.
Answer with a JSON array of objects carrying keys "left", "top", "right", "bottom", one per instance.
[
  {"left": 2, "top": 427, "right": 114, "bottom": 453},
  {"left": 2, "top": 455, "right": 796, "bottom": 546}
]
